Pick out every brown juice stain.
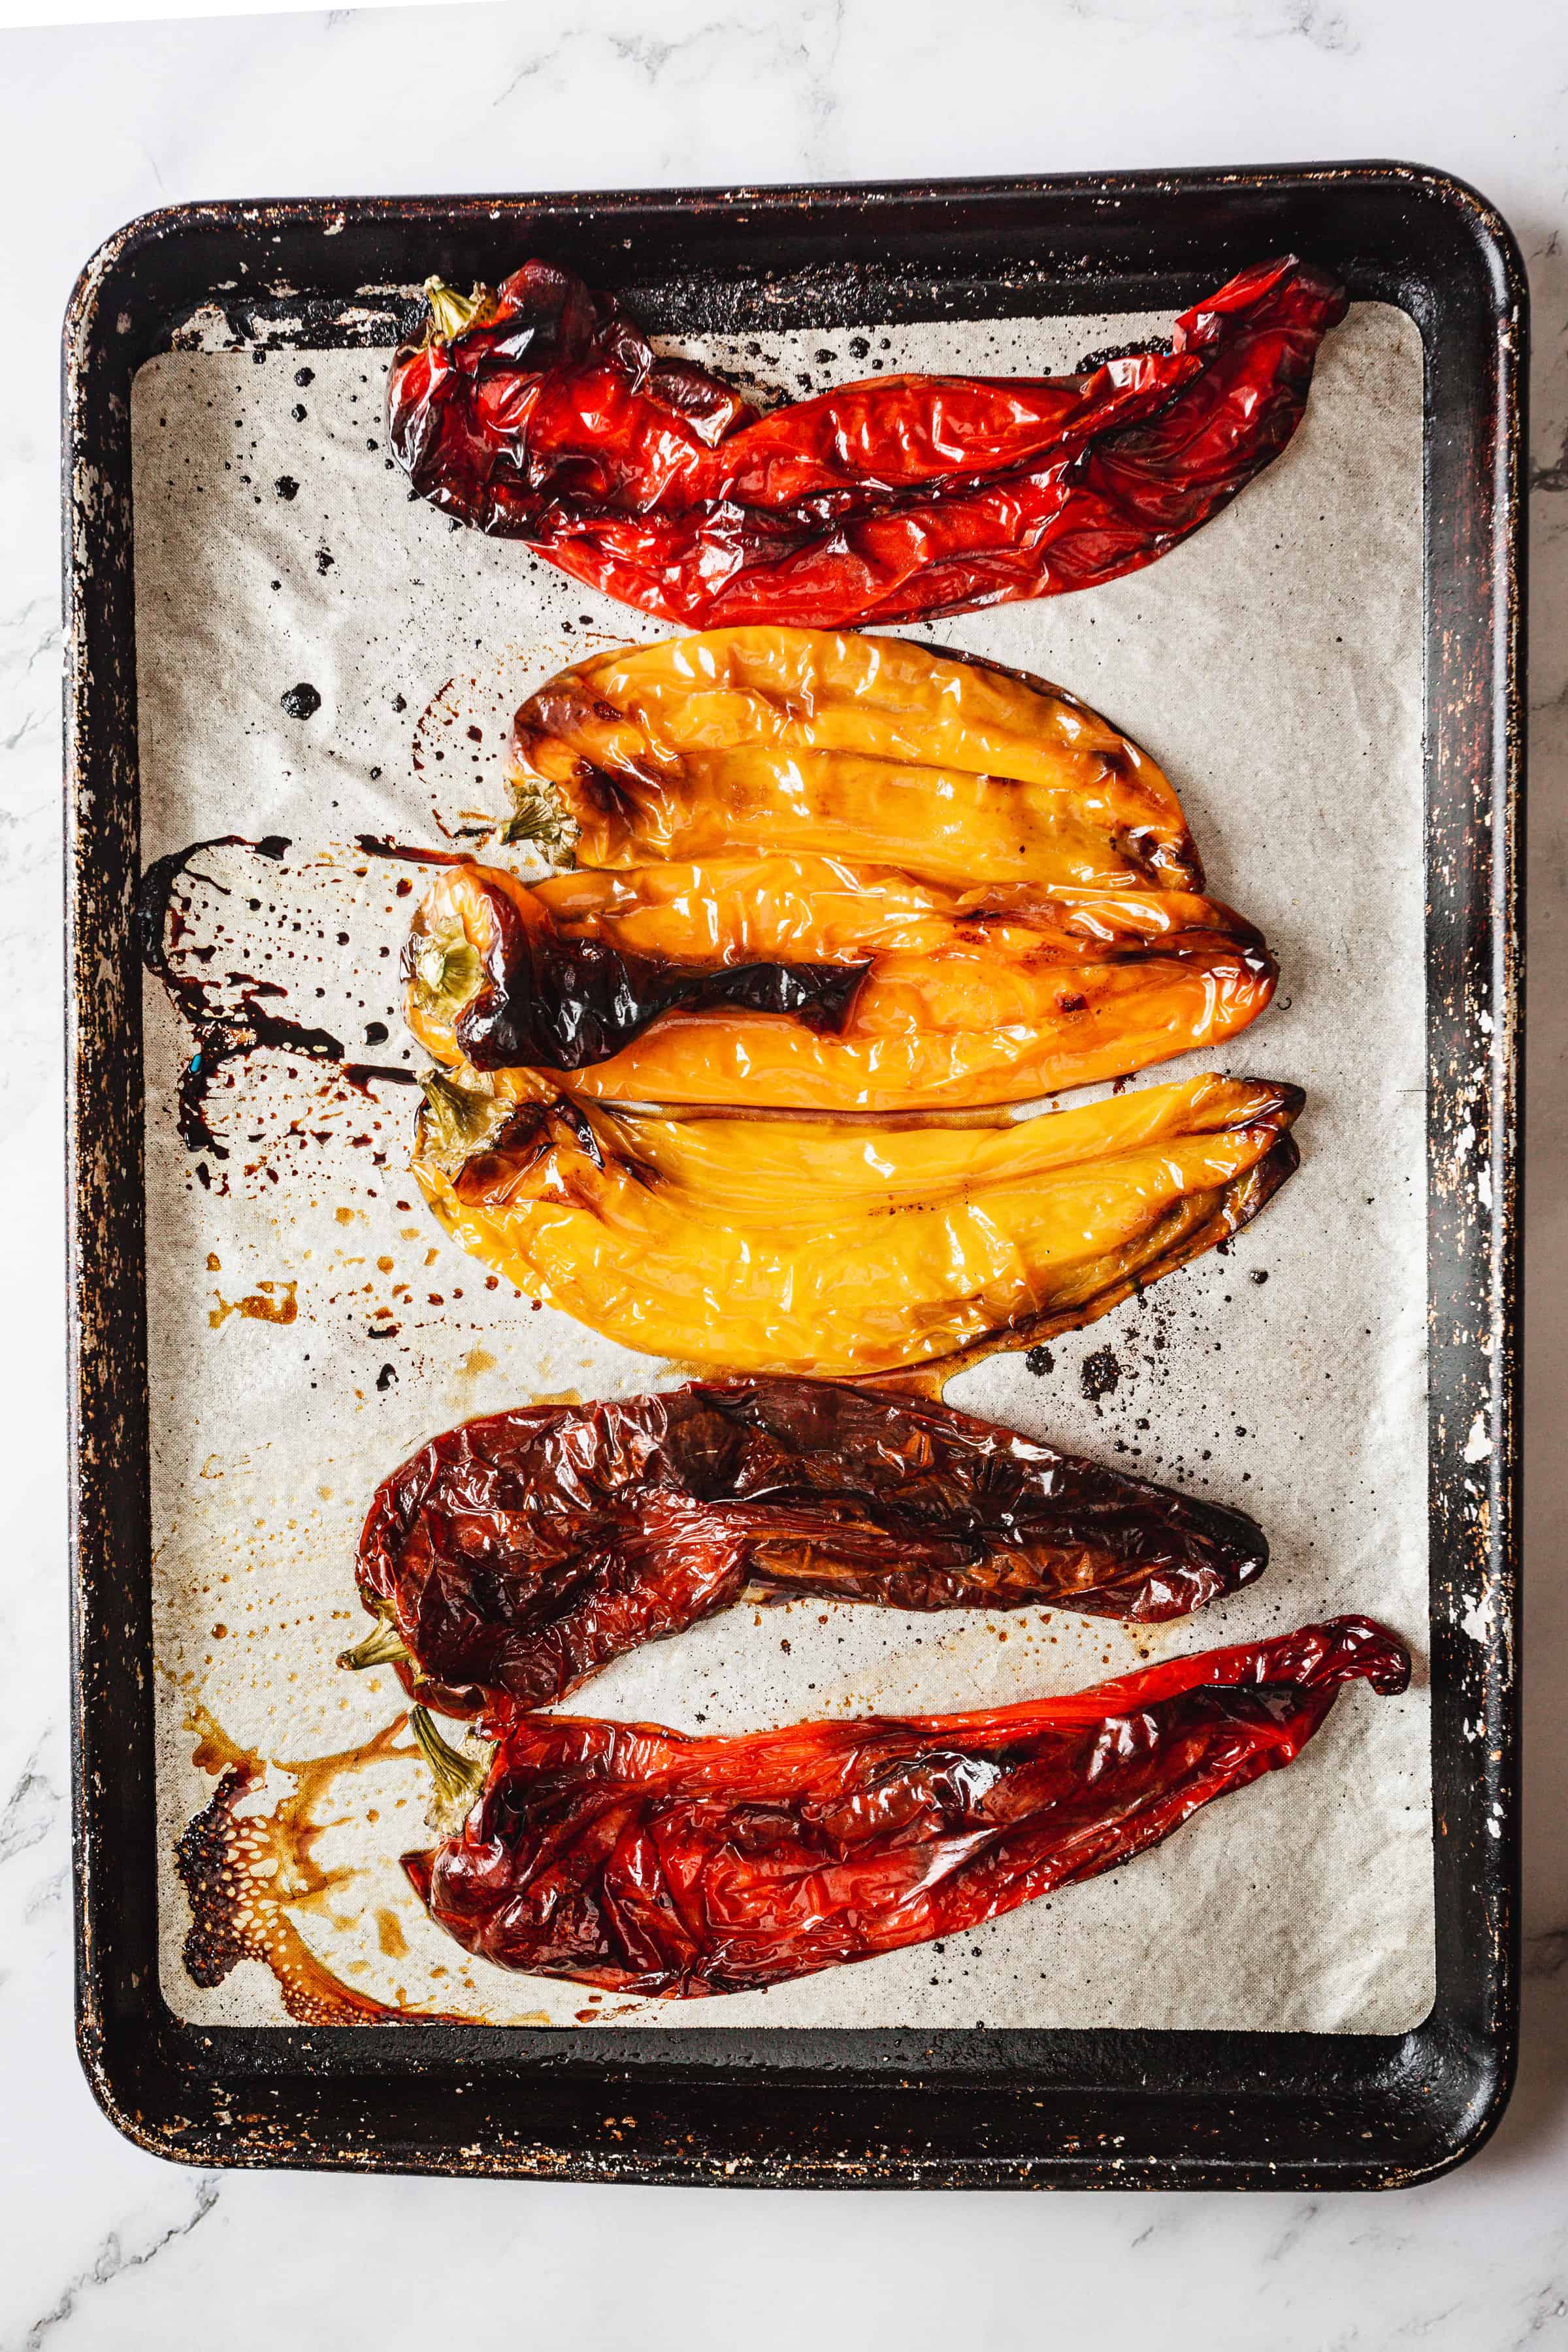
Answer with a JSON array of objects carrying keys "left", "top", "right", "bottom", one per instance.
[
  {"left": 208, "top": 1279, "right": 299, "bottom": 1329},
  {"left": 175, "top": 1701, "right": 654, "bottom": 2031},
  {"left": 375, "top": 1908, "right": 410, "bottom": 1960},
  {"left": 176, "top": 1701, "right": 456, "bottom": 2025},
  {"left": 188, "top": 1706, "right": 253, "bottom": 1776}
]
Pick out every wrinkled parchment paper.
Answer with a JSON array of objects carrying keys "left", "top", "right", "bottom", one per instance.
[{"left": 131, "top": 294, "right": 1433, "bottom": 2031}]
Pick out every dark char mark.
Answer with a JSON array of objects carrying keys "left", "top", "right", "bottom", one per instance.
[{"left": 455, "top": 877, "right": 870, "bottom": 1074}]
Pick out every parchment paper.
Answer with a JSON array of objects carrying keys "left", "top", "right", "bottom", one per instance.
[{"left": 131, "top": 293, "right": 1433, "bottom": 2032}]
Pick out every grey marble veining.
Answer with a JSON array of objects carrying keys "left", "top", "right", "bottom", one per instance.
[{"left": 3, "top": 0, "right": 1567, "bottom": 2345}]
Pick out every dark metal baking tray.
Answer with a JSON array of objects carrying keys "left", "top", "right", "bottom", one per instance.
[{"left": 64, "top": 163, "right": 1524, "bottom": 2188}]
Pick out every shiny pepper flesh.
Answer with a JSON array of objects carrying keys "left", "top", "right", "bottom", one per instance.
[
  {"left": 511, "top": 626, "right": 1202, "bottom": 891},
  {"left": 387, "top": 256, "right": 1348, "bottom": 629},
  {"left": 402, "top": 1616, "right": 1410, "bottom": 1997},
  {"left": 407, "top": 627, "right": 1276, "bottom": 1109},
  {"left": 408, "top": 854, "right": 1276, "bottom": 1111},
  {"left": 350, "top": 1376, "right": 1271, "bottom": 1715},
  {"left": 411, "top": 1066, "right": 1301, "bottom": 1378}
]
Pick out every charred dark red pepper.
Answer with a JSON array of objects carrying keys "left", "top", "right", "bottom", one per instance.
[
  {"left": 346, "top": 1379, "right": 1269, "bottom": 1714},
  {"left": 401, "top": 1614, "right": 1409, "bottom": 1997},
  {"left": 387, "top": 256, "right": 1347, "bottom": 629}
]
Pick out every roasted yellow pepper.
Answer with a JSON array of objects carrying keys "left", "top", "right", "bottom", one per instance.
[
  {"left": 510, "top": 626, "right": 1202, "bottom": 890},
  {"left": 412, "top": 1068, "right": 1301, "bottom": 1379},
  {"left": 408, "top": 854, "right": 1277, "bottom": 1112}
]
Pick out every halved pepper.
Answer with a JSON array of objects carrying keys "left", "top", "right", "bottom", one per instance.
[
  {"left": 344, "top": 1376, "right": 1271, "bottom": 1715},
  {"left": 510, "top": 627, "right": 1202, "bottom": 892},
  {"left": 406, "top": 855, "right": 1275, "bottom": 1111},
  {"left": 400, "top": 1615, "right": 1409, "bottom": 1999},
  {"left": 387, "top": 255, "right": 1347, "bottom": 630},
  {"left": 411, "top": 627, "right": 1275, "bottom": 1109},
  {"left": 410, "top": 1066, "right": 1301, "bottom": 1379}
]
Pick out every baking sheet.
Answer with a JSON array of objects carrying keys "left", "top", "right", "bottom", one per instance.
[{"left": 131, "top": 293, "right": 1433, "bottom": 2033}]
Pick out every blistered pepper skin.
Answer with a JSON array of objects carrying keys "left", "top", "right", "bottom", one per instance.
[
  {"left": 402, "top": 1616, "right": 1410, "bottom": 1998},
  {"left": 411, "top": 1067, "right": 1301, "bottom": 1379},
  {"left": 408, "top": 856, "right": 1275, "bottom": 1111},
  {"left": 351, "top": 1377, "right": 1271, "bottom": 1716},
  {"left": 387, "top": 257, "right": 1347, "bottom": 629},
  {"left": 510, "top": 629, "right": 1203, "bottom": 893},
  {"left": 415, "top": 627, "right": 1276, "bottom": 1108},
  {"left": 410, "top": 862, "right": 868, "bottom": 1075}
]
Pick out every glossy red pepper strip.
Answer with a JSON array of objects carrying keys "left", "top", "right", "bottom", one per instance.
[
  {"left": 402, "top": 1615, "right": 1409, "bottom": 1997},
  {"left": 387, "top": 255, "right": 1347, "bottom": 628},
  {"left": 350, "top": 1379, "right": 1270, "bottom": 1716}
]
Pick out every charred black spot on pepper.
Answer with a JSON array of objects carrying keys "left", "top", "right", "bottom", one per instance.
[{"left": 452, "top": 874, "right": 872, "bottom": 1075}]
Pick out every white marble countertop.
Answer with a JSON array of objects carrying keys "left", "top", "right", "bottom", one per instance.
[{"left": 3, "top": 0, "right": 1566, "bottom": 2343}]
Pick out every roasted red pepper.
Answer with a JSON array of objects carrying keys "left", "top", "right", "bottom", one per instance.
[
  {"left": 401, "top": 1615, "right": 1409, "bottom": 1997},
  {"left": 344, "top": 1379, "right": 1269, "bottom": 1714},
  {"left": 387, "top": 256, "right": 1347, "bottom": 629}
]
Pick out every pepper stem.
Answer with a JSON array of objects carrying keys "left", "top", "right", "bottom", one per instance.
[
  {"left": 423, "top": 276, "right": 498, "bottom": 346},
  {"left": 411, "top": 930, "right": 483, "bottom": 1017},
  {"left": 409, "top": 1705, "right": 487, "bottom": 1825},
  {"left": 336, "top": 1616, "right": 410, "bottom": 1673},
  {"left": 504, "top": 776, "right": 578, "bottom": 861},
  {"left": 415, "top": 1065, "right": 514, "bottom": 1177}
]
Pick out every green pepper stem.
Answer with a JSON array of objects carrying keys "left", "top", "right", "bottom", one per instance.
[
  {"left": 411, "top": 930, "right": 483, "bottom": 1017},
  {"left": 410, "top": 1705, "right": 487, "bottom": 1820},
  {"left": 504, "top": 776, "right": 578, "bottom": 860},
  {"left": 423, "top": 276, "right": 497, "bottom": 346},
  {"left": 414, "top": 1065, "right": 525, "bottom": 1181},
  {"left": 336, "top": 1616, "right": 410, "bottom": 1673}
]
